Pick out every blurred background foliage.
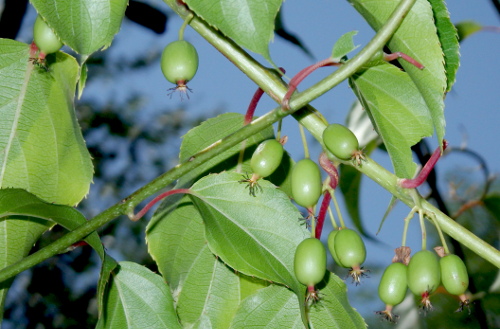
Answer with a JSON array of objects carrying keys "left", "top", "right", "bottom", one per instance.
[{"left": 0, "top": 0, "right": 499, "bottom": 328}]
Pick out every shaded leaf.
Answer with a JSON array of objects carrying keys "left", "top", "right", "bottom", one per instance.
[
  {"left": 185, "top": 0, "right": 282, "bottom": 63},
  {"left": 31, "top": 0, "right": 128, "bottom": 57},
  {"left": 331, "top": 31, "right": 359, "bottom": 62},
  {"left": 349, "top": 63, "right": 433, "bottom": 178},
  {"left": 275, "top": 10, "right": 313, "bottom": 58},
  {"left": 96, "top": 261, "right": 181, "bottom": 329},
  {"left": 455, "top": 20, "right": 483, "bottom": 42},
  {"left": 427, "top": 0, "right": 460, "bottom": 92},
  {"left": 349, "top": 0, "right": 447, "bottom": 146},
  {"left": 483, "top": 193, "right": 500, "bottom": 223},
  {"left": 0, "top": 39, "right": 93, "bottom": 206}
]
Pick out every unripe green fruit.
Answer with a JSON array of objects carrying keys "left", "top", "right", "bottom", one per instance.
[
  {"left": 161, "top": 40, "right": 199, "bottom": 84},
  {"left": 327, "top": 230, "right": 341, "bottom": 265},
  {"left": 407, "top": 250, "right": 441, "bottom": 296},
  {"left": 440, "top": 254, "right": 469, "bottom": 296},
  {"left": 33, "top": 15, "right": 63, "bottom": 54},
  {"left": 250, "top": 139, "right": 284, "bottom": 178},
  {"left": 322, "top": 124, "right": 359, "bottom": 160},
  {"left": 378, "top": 262, "right": 408, "bottom": 306},
  {"left": 294, "top": 238, "right": 327, "bottom": 287},
  {"left": 291, "top": 159, "right": 322, "bottom": 208},
  {"left": 332, "top": 229, "right": 366, "bottom": 268}
]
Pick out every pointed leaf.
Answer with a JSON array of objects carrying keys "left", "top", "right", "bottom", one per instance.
[
  {"left": 427, "top": 0, "right": 460, "bottom": 92},
  {"left": 275, "top": 11, "right": 313, "bottom": 58},
  {"left": 0, "top": 39, "right": 93, "bottom": 206},
  {"left": 455, "top": 21, "right": 483, "bottom": 42},
  {"left": 349, "top": 63, "right": 433, "bottom": 178},
  {"left": 331, "top": 31, "right": 359, "bottom": 62},
  {"left": 349, "top": 0, "right": 447, "bottom": 145},
  {"left": 31, "top": 0, "right": 128, "bottom": 57},
  {"left": 184, "top": 0, "right": 282, "bottom": 63},
  {"left": 96, "top": 261, "right": 181, "bottom": 329},
  {"left": 189, "top": 171, "right": 309, "bottom": 293}
]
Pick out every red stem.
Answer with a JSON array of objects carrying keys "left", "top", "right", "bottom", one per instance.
[
  {"left": 132, "top": 188, "right": 191, "bottom": 221},
  {"left": 384, "top": 52, "right": 425, "bottom": 70},
  {"left": 244, "top": 88, "right": 265, "bottom": 125},
  {"left": 319, "top": 152, "right": 338, "bottom": 190},
  {"left": 315, "top": 192, "right": 331, "bottom": 239},
  {"left": 400, "top": 140, "right": 448, "bottom": 188},
  {"left": 244, "top": 68, "right": 285, "bottom": 125},
  {"left": 281, "top": 58, "right": 340, "bottom": 110}
]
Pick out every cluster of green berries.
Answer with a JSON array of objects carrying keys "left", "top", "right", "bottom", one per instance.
[{"left": 377, "top": 249, "right": 469, "bottom": 322}]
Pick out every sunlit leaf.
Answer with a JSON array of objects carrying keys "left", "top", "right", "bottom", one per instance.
[
  {"left": 349, "top": 63, "right": 433, "bottom": 178},
  {"left": 185, "top": 0, "right": 282, "bottom": 63},
  {"left": 189, "top": 171, "right": 309, "bottom": 290},
  {"left": 331, "top": 31, "right": 359, "bottom": 62},
  {"left": 0, "top": 39, "right": 93, "bottom": 206},
  {"left": 349, "top": 0, "right": 447, "bottom": 146},
  {"left": 31, "top": 0, "right": 128, "bottom": 57},
  {"left": 427, "top": 0, "right": 460, "bottom": 92},
  {"left": 96, "top": 262, "right": 181, "bottom": 329}
]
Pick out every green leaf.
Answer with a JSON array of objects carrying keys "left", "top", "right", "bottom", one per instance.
[
  {"left": 349, "top": 63, "right": 433, "bottom": 178},
  {"left": 230, "top": 285, "right": 304, "bottom": 328},
  {"left": 96, "top": 261, "right": 181, "bottom": 329},
  {"left": 31, "top": 0, "right": 128, "bottom": 57},
  {"left": 455, "top": 20, "right": 483, "bottom": 42},
  {"left": 308, "top": 272, "right": 366, "bottom": 328},
  {"left": 0, "top": 188, "right": 117, "bottom": 319},
  {"left": 0, "top": 214, "right": 52, "bottom": 318},
  {"left": 349, "top": 0, "right": 447, "bottom": 145},
  {"left": 230, "top": 272, "right": 366, "bottom": 328},
  {"left": 147, "top": 195, "right": 268, "bottom": 327},
  {"left": 0, "top": 39, "right": 93, "bottom": 206},
  {"left": 427, "top": 0, "right": 460, "bottom": 92},
  {"left": 483, "top": 193, "right": 500, "bottom": 223},
  {"left": 189, "top": 171, "right": 309, "bottom": 291},
  {"left": 331, "top": 31, "right": 359, "bottom": 62},
  {"left": 184, "top": 0, "right": 282, "bottom": 63},
  {"left": 176, "top": 245, "right": 240, "bottom": 328}
]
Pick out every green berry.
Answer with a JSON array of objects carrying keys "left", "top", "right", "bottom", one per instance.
[
  {"left": 161, "top": 40, "right": 199, "bottom": 85},
  {"left": 33, "top": 15, "right": 63, "bottom": 55},
  {"left": 322, "top": 124, "right": 359, "bottom": 160},
  {"left": 250, "top": 139, "right": 284, "bottom": 178},
  {"left": 378, "top": 262, "right": 408, "bottom": 306},
  {"left": 440, "top": 254, "right": 469, "bottom": 296},
  {"left": 407, "top": 250, "right": 441, "bottom": 296},
  {"left": 294, "top": 238, "right": 327, "bottom": 287},
  {"left": 291, "top": 159, "right": 322, "bottom": 209},
  {"left": 333, "top": 228, "right": 366, "bottom": 268}
]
